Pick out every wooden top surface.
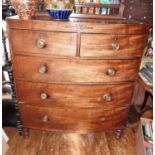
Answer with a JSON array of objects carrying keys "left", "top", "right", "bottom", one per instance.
[
  {"left": 6, "top": 14, "right": 149, "bottom": 34},
  {"left": 7, "top": 13, "right": 149, "bottom": 25}
]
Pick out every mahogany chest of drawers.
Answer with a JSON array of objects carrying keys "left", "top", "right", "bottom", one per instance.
[{"left": 7, "top": 15, "right": 148, "bottom": 137}]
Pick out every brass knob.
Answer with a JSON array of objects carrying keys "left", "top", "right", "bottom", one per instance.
[
  {"left": 38, "top": 64, "right": 47, "bottom": 74},
  {"left": 106, "top": 68, "right": 116, "bottom": 76},
  {"left": 111, "top": 42, "right": 120, "bottom": 50},
  {"left": 40, "top": 92, "right": 48, "bottom": 100},
  {"left": 103, "top": 93, "right": 112, "bottom": 101},
  {"left": 100, "top": 117, "right": 105, "bottom": 121},
  {"left": 42, "top": 115, "right": 49, "bottom": 122},
  {"left": 37, "top": 39, "right": 46, "bottom": 49}
]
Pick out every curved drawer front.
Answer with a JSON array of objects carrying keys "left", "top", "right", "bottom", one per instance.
[
  {"left": 19, "top": 105, "right": 129, "bottom": 132},
  {"left": 16, "top": 81, "right": 134, "bottom": 108},
  {"left": 10, "top": 29, "right": 77, "bottom": 57},
  {"left": 13, "top": 55, "right": 140, "bottom": 83},
  {"left": 81, "top": 34, "right": 146, "bottom": 58}
]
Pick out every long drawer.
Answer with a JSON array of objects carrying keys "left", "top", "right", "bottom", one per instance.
[
  {"left": 9, "top": 29, "right": 77, "bottom": 57},
  {"left": 81, "top": 34, "right": 146, "bottom": 58},
  {"left": 13, "top": 55, "right": 140, "bottom": 83},
  {"left": 16, "top": 81, "right": 134, "bottom": 108},
  {"left": 19, "top": 105, "right": 129, "bottom": 132}
]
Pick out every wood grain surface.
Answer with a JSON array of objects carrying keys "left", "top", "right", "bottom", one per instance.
[
  {"left": 81, "top": 34, "right": 146, "bottom": 58},
  {"left": 4, "top": 127, "right": 136, "bottom": 155},
  {"left": 12, "top": 55, "right": 140, "bottom": 83},
  {"left": 16, "top": 80, "right": 134, "bottom": 108},
  {"left": 7, "top": 16, "right": 149, "bottom": 34},
  {"left": 6, "top": 16, "right": 148, "bottom": 134},
  {"left": 9, "top": 29, "right": 77, "bottom": 57},
  {"left": 19, "top": 104, "right": 129, "bottom": 132}
]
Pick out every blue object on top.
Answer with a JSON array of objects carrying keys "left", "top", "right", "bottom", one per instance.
[{"left": 47, "top": 9, "right": 73, "bottom": 20}]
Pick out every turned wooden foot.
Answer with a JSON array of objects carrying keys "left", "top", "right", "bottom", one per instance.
[
  {"left": 115, "top": 129, "right": 123, "bottom": 139},
  {"left": 23, "top": 128, "right": 29, "bottom": 138}
]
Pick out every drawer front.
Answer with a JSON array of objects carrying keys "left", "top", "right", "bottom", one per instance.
[
  {"left": 81, "top": 34, "right": 146, "bottom": 58},
  {"left": 13, "top": 55, "right": 140, "bottom": 83},
  {"left": 16, "top": 81, "right": 134, "bottom": 108},
  {"left": 19, "top": 105, "right": 129, "bottom": 132},
  {"left": 10, "top": 29, "right": 77, "bottom": 57}
]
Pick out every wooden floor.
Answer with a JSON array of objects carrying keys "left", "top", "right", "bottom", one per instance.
[{"left": 4, "top": 127, "right": 136, "bottom": 155}]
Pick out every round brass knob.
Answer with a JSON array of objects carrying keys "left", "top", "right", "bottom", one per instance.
[
  {"left": 100, "top": 117, "right": 106, "bottom": 121},
  {"left": 106, "top": 68, "right": 116, "bottom": 76},
  {"left": 38, "top": 64, "right": 47, "bottom": 74},
  {"left": 103, "top": 93, "right": 112, "bottom": 102},
  {"left": 37, "top": 39, "right": 46, "bottom": 49},
  {"left": 42, "top": 115, "right": 49, "bottom": 122},
  {"left": 111, "top": 42, "right": 120, "bottom": 50},
  {"left": 40, "top": 92, "right": 48, "bottom": 100}
]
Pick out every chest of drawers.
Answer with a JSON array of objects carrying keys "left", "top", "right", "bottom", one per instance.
[{"left": 7, "top": 15, "right": 148, "bottom": 137}]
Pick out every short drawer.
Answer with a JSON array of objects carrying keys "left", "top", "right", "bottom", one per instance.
[
  {"left": 13, "top": 55, "right": 140, "bottom": 83},
  {"left": 81, "top": 34, "right": 146, "bottom": 58},
  {"left": 19, "top": 105, "right": 129, "bottom": 132},
  {"left": 16, "top": 81, "right": 134, "bottom": 108},
  {"left": 9, "top": 29, "right": 77, "bottom": 57}
]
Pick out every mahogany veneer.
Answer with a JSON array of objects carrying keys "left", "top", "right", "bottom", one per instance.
[
  {"left": 19, "top": 105, "right": 129, "bottom": 133},
  {"left": 13, "top": 55, "right": 139, "bottom": 83},
  {"left": 16, "top": 81, "right": 134, "bottom": 108},
  {"left": 10, "top": 29, "right": 77, "bottom": 57},
  {"left": 7, "top": 15, "right": 148, "bottom": 137},
  {"left": 80, "top": 34, "right": 146, "bottom": 58}
]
